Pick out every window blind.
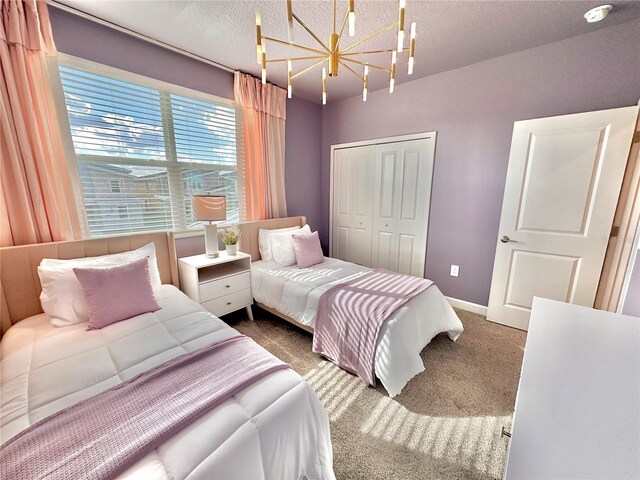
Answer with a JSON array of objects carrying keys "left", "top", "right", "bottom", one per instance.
[{"left": 59, "top": 64, "right": 240, "bottom": 237}]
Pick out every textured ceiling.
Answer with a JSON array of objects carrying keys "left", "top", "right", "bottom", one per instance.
[{"left": 55, "top": 0, "right": 640, "bottom": 103}]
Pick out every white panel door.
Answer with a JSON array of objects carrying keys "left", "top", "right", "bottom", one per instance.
[
  {"left": 331, "top": 148, "right": 352, "bottom": 262},
  {"left": 487, "top": 106, "right": 638, "bottom": 330},
  {"left": 372, "top": 139, "right": 434, "bottom": 276},
  {"left": 372, "top": 146, "right": 399, "bottom": 270},
  {"left": 331, "top": 145, "right": 375, "bottom": 265}
]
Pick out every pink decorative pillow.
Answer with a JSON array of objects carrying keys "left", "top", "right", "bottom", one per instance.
[
  {"left": 73, "top": 257, "right": 160, "bottom": 330},
  {"left": 291, "top": 231, "right": 325, "bottom": 268}
]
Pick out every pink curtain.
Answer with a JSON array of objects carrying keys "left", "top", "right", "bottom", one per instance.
[
  {"left": 234, "top": 72, "right": 287, "bottom": 221},
  {"left": 0, "top": 0, "right": 83, "bottom": 246}
]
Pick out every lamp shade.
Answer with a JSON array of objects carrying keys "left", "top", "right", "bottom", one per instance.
[{"left": 191, "top": 195, "right": 227, "bottom": 222}]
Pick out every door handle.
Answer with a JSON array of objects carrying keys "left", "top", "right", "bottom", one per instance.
[{"left": 500, "top": 235, "right": 511, "bottom": 243}]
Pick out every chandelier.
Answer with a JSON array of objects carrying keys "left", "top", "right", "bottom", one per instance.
[{"left": 255, "top": 0, "right": 417, "bottom": 104}]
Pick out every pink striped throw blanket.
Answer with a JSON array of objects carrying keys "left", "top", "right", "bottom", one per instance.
[
  {"left": 0, "top": 335, "right": 289, "bottom": 480},
  {"left": 313, "top": 269, "right": 433, "bottom": 386}
]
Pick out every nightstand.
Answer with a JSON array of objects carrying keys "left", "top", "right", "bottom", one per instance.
[{"left": 178, "top": 251, "right": 254, "bottom": 320}]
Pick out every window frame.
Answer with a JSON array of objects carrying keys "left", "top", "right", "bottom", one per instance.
[{"left": 55, "top": 53, "right": 244, "bottom": 237}]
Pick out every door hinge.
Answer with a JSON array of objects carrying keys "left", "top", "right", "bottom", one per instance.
[
  {"left": 610, "top": 225, "right": 619, "bottom": 238},
  {"left": 634, "top": 131, "right": 640, "bottom": 144}
]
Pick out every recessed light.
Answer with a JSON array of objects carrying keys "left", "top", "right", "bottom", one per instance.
[{"left": 584, "top": 4, "right": 613, "bottom": 23}]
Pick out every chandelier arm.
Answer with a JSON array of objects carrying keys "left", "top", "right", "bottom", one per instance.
[
  {"left": 333, "top": 0, "right": 337, "bottom": 34},
  {"left": 262, "top": 36, "right": 327, "bottom": 55},
  {"left": 290, "top": 57, "right": 330, "bottom": 80},
  {"left": 267, "top": 55, "right": 328, "bottom": 63},
  {"left": 341, "top": 21, "right": 399, "bottom": 54},
  {"left": 338, "top": 60, "right": 366, "bottom": 83},
  {"left": 292, "top": 13, "right": 331, "bottom": 52},
  {"left": 341, "top": 48, "right": 405, "bottom": 57},
  {"left": 336, "top": 10, "right": 349, "bottom": 49},
  {"left": 341, "top": 56, "right": 391, "bottom": 73}
]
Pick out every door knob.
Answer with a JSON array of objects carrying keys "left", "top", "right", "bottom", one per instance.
[{"left": 500, "top": 235, "right": 511, "bottom": 243}]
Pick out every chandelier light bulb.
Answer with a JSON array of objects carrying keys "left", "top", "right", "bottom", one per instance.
[
  {"left": 261, "top": 42, "right": 267, "bottom": 84},
  {"left": 322, "top": 67, "right": 327, "bottom": 104},
  {"left": 389, "top": 78, "right": 395, "bottom": 94},
  {"left": 392, "top": 50, "right": 397, "bottom": 65},
  {"left": 408, "top": 22, "right": 416, "bottom": 75},
  {"left": 397, "top": 30, "right": 404, "bottom": 52},
  {"left": 255, "top": 10, "right": 262, "bottom": 64},
  {"left": 348, "top": 0, "right": 356, "bottom": 37},
  {"left": 286, "top": 0, "right": 294, "bottom": 41},
  {"left": 287, "top": 60, "right": 292, "bottom": 98},
  {"left": 363, "top": 63, "right": 368, "bottom": 101},
  {"left": 397, "top": 0, "right": 406, "bottom": 52}
]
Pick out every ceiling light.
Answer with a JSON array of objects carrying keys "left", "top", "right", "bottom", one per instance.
[
  {"left": 348, "top": 0, "right": 355, "bottom": 37},
  {"left": 584, "top": 5, "right": 613, "bottom": 23},
  {"left": 255, "top": 0, "right": 418, "bottom": 104},
  {"left": 408, "top": 22, "right": 416, "bottom": 74}
]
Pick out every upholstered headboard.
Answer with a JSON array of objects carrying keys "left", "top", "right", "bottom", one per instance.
[
  {"left": 237, "top": 216, "right": 307, "bottom": 261},
  {"left": 0, "top": 232, "right": 179, "bottom": 334}
]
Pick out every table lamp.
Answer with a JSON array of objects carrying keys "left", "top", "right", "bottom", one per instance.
[{"left": 191, "top": 195, "right": 227, "bottom": 258}]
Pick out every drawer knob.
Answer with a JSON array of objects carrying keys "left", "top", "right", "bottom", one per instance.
[
  {"left": 226, "top": 284, "right": 231, "bottom": 288},
  {"left": 226, "top": 302, "right": 232, "bottom": 305}
]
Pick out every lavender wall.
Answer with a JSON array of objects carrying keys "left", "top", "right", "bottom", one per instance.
[
  {"left": 285, "top": 98, "right": 323, "bottom": 231},
  {"left": 622, "top": 250, "right": 640, "bottom": 317},
  {"left": 321, "top": 20, "right": 640, "bottom": 306},
  {"left": 49, "top": 7, "right": 323, "bottom": 257}
]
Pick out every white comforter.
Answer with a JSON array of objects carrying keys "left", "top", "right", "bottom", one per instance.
[
  {"left": 0, "top": 285, "right": 334, "bottom": 480},
  {"left": 252, "top": 258, "right": 464, "bottom": 397}
]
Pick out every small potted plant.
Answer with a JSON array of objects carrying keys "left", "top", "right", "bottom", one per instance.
[{"left": 219, "top": 224, "right": 241, "bottom": 255}]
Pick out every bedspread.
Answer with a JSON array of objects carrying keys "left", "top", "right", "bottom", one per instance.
[
  {"left": 1, "top": 285, "right": 334, "bottom": 480},
  {"left": 252, "top": 258, "right": 464, "bottom": 397},
  {"left": 314, "top": 269, "right": 433, "bottom": 386}
]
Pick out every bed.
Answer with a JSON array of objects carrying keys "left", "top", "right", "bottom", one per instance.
[
  {"left": 237, "top": 218, "right": 464, "bottom": 397},
  {"left": 0, "top": 232, "right": 334, "bottom": 480}
]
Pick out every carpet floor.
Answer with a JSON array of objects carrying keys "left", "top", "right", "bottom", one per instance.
[{"left": 226, "top": 307, "right": 527, "bottom": 480}]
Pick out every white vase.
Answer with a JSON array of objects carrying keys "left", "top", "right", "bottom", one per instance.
[{"left": 226, "top": 244, "right": 237, "bottom": 256}]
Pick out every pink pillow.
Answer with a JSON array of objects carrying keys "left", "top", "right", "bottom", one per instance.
[
  {"left": 73, "top": 257, "right": 160, "bottom": 330},
  {"left": 291, "top": 231, "right": 325, "bottom": 268}
]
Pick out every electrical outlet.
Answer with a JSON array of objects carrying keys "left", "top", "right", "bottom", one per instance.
[{"left": 450, "top": 265, "right": 460, "bottom": 277}]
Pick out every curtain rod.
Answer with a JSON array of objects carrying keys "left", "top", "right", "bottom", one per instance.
[{"left": 47, "top": 0, "right": 236, "bottom": 74}]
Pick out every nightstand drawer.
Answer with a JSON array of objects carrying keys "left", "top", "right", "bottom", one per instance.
[
  {"left": 199, "top": 272, "right": 250, "bottom": 302},
  {"left": 202, "top": 289, "right": 252, "bottom": 317}
]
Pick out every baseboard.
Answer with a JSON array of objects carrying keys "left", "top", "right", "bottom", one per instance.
[{"left": 445, "top": 296, "right": 488, "bottom": 316}]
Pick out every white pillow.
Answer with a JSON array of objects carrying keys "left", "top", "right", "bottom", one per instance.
[
  {"left": 270, "top": 225, "right": 312, "bottom": 266},
  {"left": 38, "top": 243, "right": 163, "bottom": 327},
  {"left": 259, "top": 225, "right": 301, "bottom": 262}
]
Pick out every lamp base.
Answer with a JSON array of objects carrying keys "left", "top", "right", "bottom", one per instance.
[{"left": 203, "top": 223, "right": 219, "bottom": 258}]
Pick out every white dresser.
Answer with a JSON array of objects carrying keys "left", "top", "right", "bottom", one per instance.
[
  {"left": 504, "top": 297, "right": 639, "bottom": 479},
  {"left": 178, "top": 252, "right": 254, "bottom": 320}
]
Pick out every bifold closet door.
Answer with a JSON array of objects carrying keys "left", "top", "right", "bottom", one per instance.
[
  {"left": 332, "top": 145, "right": 375, "bottom": 266},
  {"left": 371, "top": 139, "right": 433, "bottom": 276}
]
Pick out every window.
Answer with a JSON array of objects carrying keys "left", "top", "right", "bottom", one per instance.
[{"left": 58, "top": 60, "right": 240, "bottom": 237}]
